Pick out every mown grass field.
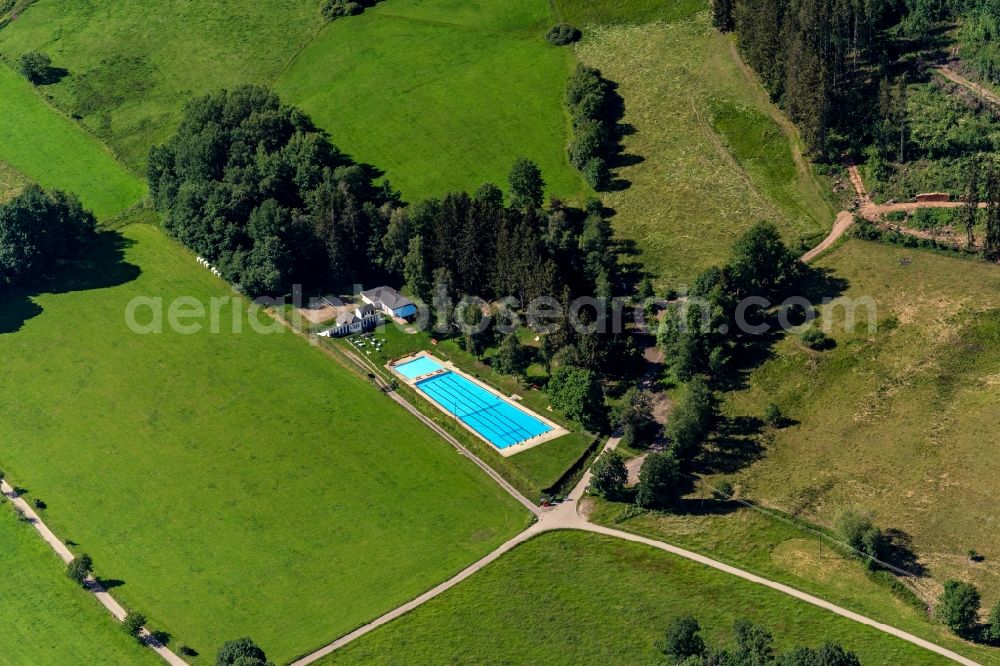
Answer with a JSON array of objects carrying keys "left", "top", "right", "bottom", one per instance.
[
  {"left": 0, "top": 64, "right": 143, "bottom": 218},
  {"left": 0, "top": 224, "right": 528, "bottom": 663},
  {"left": 575, "top": 12, "right": 835, "bottom": 288},
  {"left": 721, "top": 240, "right": 1000, "bottom": 619},
  {"left": 552, "top": 0, "right": 705, "bottom": 25},
  {"left": 326, "top": 530, "right": 948, "bottom": 665},
  {"left": 0, "top": 0, "right": 583, "bottom": 202},
  {"left": 0, "top": 0, "right": 323, "bottom": 172},
  {"left": 588, "top": 500, "right": 995, "bottom": 664},
  {"left": 0, "top": 507, "right": 160, "bottom": 665},
  {"left": 275, "top": 0, "right": 584, "bottom": 201}
]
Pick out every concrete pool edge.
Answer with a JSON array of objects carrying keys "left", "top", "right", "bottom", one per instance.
[{"left": 389, "top": 353, "right": 569, "bottom": 457}]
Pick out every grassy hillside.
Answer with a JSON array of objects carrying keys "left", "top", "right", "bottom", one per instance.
[
  {"left": 327, "top": 531, "right": 947, "bottom": 665},
  {"left": 0, "top": 64, "right": 142, "bottom": 218},
  {"left": 552, "top": 0, "right": 704, "bottom": 25},
  {"left": 0, "top": 0, "right": 324, "bottom": 171},
  {"left": 0, "top": 225, "right": 528, "bottom": 663},
  {"left": 0, "top": 508, "right": 159, "bottom": 665},
  {"left": 588, "top": 500, "right": 995, "bottom": 664},
  {"left": 275, "top": 0, "right": 584, "bottom": 201},
  {"left": 575, "top": 13, "right": 835, "bottom": 288},
  {"left": 723, "top": 239, "right": 1000, "bottom": 614},
  {"left": 0, "top": 160, "right": 29, "bottom": 201},
  {"left": 0, "top": 0, "right": 583, "bottom": 202}
]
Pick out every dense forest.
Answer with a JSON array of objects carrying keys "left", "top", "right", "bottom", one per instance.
[
  {"left": 148, "top": 86, "right": 626, "bottom": 305},
  {"left": 716, "top": 0, "right": 1000, "bottom": 160}
]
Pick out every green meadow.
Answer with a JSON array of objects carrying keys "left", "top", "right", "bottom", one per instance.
[
  {"left": 720, "top": 239, "right": 1000, "bottom": 618},
  {"left": 327, "top": 531, "right": 947, "bottom": 665},
  {"left": 0, "top": 508, "right": 159, "bottom": 665},
  {"left": 0, "top": 64, "right": 143, "bottom": 218},
  {"left": 575, "top": 12, "right": 835, "bottom": 288},
  {"left": 0, "top": 224, "right": 527, "bottom": 663},
  {"left": 275, "top": 0, "right": 584, "bottom": 200},
  {"left": 587, "top": 500, "right": 994, "bottom": 664},
  {"left": 0, "top": 0, "right": 323, "bottom": 171},
  {"left": 0, "top": 0, "right": 583, "bottom": 202},
  {"left": 552, "top": 0, "right": 705, "bottom": 26}
]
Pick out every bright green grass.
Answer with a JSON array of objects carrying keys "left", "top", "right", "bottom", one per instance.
[
  {"left": 551, "top": 0, "right": 704, "bottom": 25},
  {"left": 275, "top": 0, "right": 584, "bottom": 201},
  {"left": 0, "top": 225, "right": 528, "bottom": 663},
  {"left": 0, "top": 0, "right": 324, "bottom": 171},
  {"left": 326, "top": 531, "right": 948, "bottom": 664},
  {"left": 0, "top": 508, "right": 159, "bottom": 665},
  {"left": 588, "top": 500, "right": 996, "bottom": 664},
  {"left": 721, "top": 240, "right": 1000, "bottom": 622},
  {"left": 0, "top": 64, "right": 143, "bottom": 218},
  {"left": 576, "top": 14, "right": 835, "bottom": 288}
]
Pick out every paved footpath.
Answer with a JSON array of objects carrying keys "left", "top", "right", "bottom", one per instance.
[
  {"left": 1, "top": 479, "right": 187, "bottom": 666},
  {"left": 291, "top": 430, "right": 981, "bottom": 666}
]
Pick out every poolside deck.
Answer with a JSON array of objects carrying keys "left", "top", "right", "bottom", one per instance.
[{"left": 389, "top": 353, "right": 568, "bottom": 457}]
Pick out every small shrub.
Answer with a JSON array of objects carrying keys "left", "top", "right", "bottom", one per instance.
[
  {"left": 178, "top": 645, "right": 198, "bottom": 657},
  {"left": 121, "top": 611, "right": 146, "bottom": 640},
  {"left": 837, "top": 511, "right": 887, "bottom": 570},
  {"left": 321, "top": 0, "right": 362, "bottom": 21},
  {"left": 583, "top": 157, "right": 610, "bottom": 190},
  {"left": 660, "top": 614, "right": 706, "bottom": 659},
  {"left": 217, "top": 637, "right": 271, "bottom": 666},
  {"left": 764, "top": 402, "right": 784, "bottom": 428},
  {"left": 33, "top": 498, "right": 46, "bottom": 510},
  {"left": 800, "top": 328, "right": 833, "bottom": 350},
  {"left": 935, "top": 580, "right": 980, "bottom": 637},
  {"left": 545, "top": 23, "right": 581, "bottom": 46},
  {"left": 17, "top": 50, "right": 52, "bottom": 84},
  {"left": 66, "top": 554, "right": 93, "bottom": 586},
  {"left": 712, "top": 480, "right": 735, "bottom": 500},
  {"left": 969, "top": 549, "right": 985, "bottom": 562}
]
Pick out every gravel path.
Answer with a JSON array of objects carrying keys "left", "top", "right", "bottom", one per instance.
[
  {"left": 0, "top": 479, "right": 187, "bottom": 666},
  {"left": 291, "top": 429, "right": 981, "bottom": 666}
]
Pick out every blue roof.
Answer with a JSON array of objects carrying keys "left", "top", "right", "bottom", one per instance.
[{"left": 394, "top": 304, "right": 417, "bottom": 317}]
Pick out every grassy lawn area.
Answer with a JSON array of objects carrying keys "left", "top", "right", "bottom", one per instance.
[
  {"left": 552, "top": 0, "right": 705, "bottom": 25},
  {"left": 275, "top": 0, "right": 584, "bottom": 201},
  {"left": 0, "top": 0, "right": 323, "bottom": 173},
  {"left": 325, "top": 530, "right": 949, "bottom": 665},
  {"left": 587, "top": 500, "right": 995, "bottom": 664},
  {"left": 0, "top": 225, "right": 529, "bottom": 663},
  {"left": 719, "top": 239, "right": 1000, "bottom": 619},
  {"left": 0, "top": 64, "right": 143, "bottom": 218},
  {"left": 332, "top": 324, "right": 596, "bottom": 499},
  {"left": 575, "top": 12, "right": 835, "bottom": 289},
  {"left": 0, "top": 507, "right": 159, "bottom": 665}
]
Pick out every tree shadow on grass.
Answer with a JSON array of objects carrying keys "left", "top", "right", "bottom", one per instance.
[
  {"left": 600, "top": 79, "right": 643, "bottom": 192},
  {"left": 0, "top": 231, "right": 140, "bottom": 334},
  {"left": 96, "top": 577, "right": 126, "bottom": 591},
  {"left": 696, "top": 415, "right": 766, "bottom": 475},
  {"left": 883, "top": 528, "right": 928, "bottom": 578}
]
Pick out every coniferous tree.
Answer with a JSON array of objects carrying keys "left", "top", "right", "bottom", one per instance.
[
  {"left": 983, "top": 164, "right": 1000, "bottom": 261},
  {"left": 713, "top": 0, "right": 735, "bottom": 31}
]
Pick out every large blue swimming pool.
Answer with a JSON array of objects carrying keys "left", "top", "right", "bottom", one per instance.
[{"left": 416, "top": 371, "right": 552, "bottom": 449}]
